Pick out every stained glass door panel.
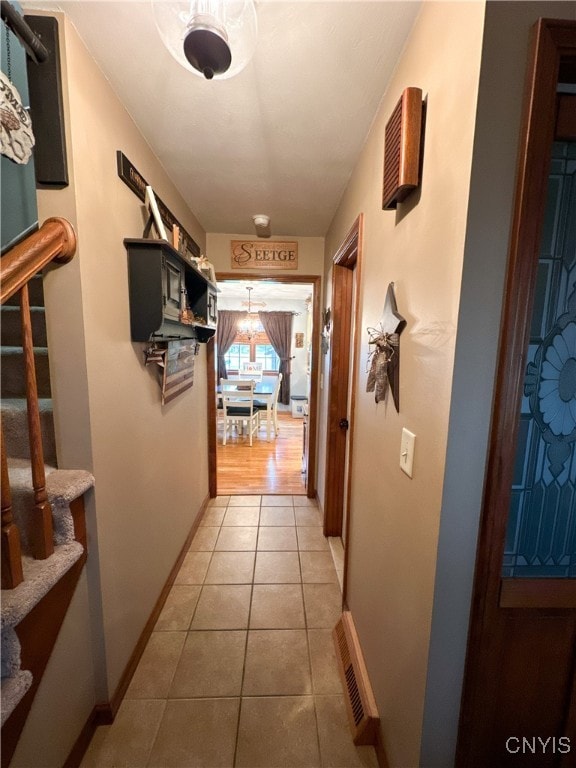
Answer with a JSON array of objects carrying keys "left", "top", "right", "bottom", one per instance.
[{"left": 503, "top": 141, "right": 576, "bottom": 578}]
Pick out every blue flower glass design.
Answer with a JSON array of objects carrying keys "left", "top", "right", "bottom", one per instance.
[
  {"left": 503, "top": 141, "right": 576, "bottom": 578},
  {"left": 538, "top": 321, "right": 576, "bottom": 437}
]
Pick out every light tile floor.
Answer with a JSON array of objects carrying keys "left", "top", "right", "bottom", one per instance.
[{"left": 81, "top": 495, "right": 377, "bottom": 768}]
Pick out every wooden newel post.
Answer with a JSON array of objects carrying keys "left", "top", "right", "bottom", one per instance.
[
  {"left": 1, "top": 426, "right": 24, "bottom": 589},
  {"left": 20, "top": 283, "right": 54, "bottom": 559}
]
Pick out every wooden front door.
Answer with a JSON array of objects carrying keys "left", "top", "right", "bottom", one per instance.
[
  {"left": 457, "top": 20, "right": 576, "bottom": 767},
  {"left": 323, "top": 215, "right": 363, "bottom": 538}
]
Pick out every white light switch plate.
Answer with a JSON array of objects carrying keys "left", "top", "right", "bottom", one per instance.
[{"left": 400, "top": 428, "right": 416, "bottom": 478}]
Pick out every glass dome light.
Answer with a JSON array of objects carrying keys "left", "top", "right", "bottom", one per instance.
[{"left": 152, "top": 0, "right": 258, "bottom": 80}]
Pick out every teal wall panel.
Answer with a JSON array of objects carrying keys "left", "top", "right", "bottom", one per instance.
[{"left": 1, "top": 5, "right": 39, "bottom": 253}]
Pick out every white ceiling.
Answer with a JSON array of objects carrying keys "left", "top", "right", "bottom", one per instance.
[
  {"left": 25, "top": 1, "right": 421, "bottom": 237},
  {"left": 217, "top": 278, "right": 313, "bottom": 303}
]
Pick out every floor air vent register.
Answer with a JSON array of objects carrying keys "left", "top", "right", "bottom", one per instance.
[{"left": 333, "top": 611, "right": 380, "bottom": 745}]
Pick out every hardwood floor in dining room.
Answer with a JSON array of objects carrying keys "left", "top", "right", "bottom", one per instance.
[{"left": 216, "top": 411, "right": 306, "bottom": 495}]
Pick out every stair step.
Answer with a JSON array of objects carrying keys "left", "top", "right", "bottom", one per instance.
[
  {"left": 3, "top": 274, "right": 45, "bottom": 307},
  {"left": 5, "top": 463, "right": 94, "bottom": 556},
  {"left": 1, "top": 398, "right": 57, "bottom": 465},
  {"left": 1, "top": 347, "right": 51, "bottom": 398},
  {"left": 7, "top": 459, "right": 57, "bottom": 556},
  {"left": 1, "top": 670, "right": 33, "bottom": 727},
  {"left": 1, "top": 540, "right": 85, "bottom": 630},
  {"left": 0, "top": 535, "right": 85, "bottom": 728},
  {"left": 1, "top": 305, "right": 48, "bottom": 347}
]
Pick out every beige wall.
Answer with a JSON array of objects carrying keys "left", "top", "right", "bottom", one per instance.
[
  {"left": 14, "top": 13, "right": 209, "bottom": 765},
  {"left": 206, "top": 232, "right": 325, "bottom": 277},
  {"left": 321, "top": 3, "right": 485, "bottom": 765}
]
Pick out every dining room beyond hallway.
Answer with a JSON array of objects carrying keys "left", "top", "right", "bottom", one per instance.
[{"left": 217, "top": 411, "right": 305, "bottom": 495}]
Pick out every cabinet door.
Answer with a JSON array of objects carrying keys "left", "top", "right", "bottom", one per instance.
[
  {"left": 164, "top": 257, "right": 183, "bottom": 321},
  {"left": 207, "top": 289, "right": 218, "bottom": 325}
]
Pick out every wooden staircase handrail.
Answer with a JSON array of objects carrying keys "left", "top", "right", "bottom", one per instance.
[
  {"left": 1, "top": 218, "right": 77, "bottom": 305},
  {"left": 1, "top": 216, "right": 77, "bottom": 587},
  {"left": 1, "top": 216, "right": 87, "bottom": 765}
]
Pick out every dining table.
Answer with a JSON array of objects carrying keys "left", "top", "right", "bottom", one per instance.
[{"left": 217, "top": 376, "right": 278, "bottom": 441}]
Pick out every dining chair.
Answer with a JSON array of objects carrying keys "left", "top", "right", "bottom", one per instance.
[
  {"left": 254, "top": 373, "right": 282, "bottom": 439},
  {"left": 220, "top": 378, "right": 260, "bottom": 446}
]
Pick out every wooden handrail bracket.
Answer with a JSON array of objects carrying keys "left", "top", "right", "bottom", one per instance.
[{"left": 1, "top": 218, "right": 77, "bottom": 304}]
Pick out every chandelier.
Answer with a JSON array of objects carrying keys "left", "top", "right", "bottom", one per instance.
[{"left": 238, "top": 287, "right": 262, "bottom": 339}]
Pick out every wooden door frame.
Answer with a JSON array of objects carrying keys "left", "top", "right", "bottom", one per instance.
[
  {"left": 323, "top": 214, "right": 363, "bottom": 550},
  {"left": 457, "top": 19, "right": 576, "bottom": 763},
  {"left": 207, "top": 273, "right": 322, "bottom": 499}
]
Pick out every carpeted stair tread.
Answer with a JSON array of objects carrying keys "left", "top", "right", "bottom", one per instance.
[
  {"left": 1, "top": 398, "right": 56, "bottom": 465},
  {"left": 1, "top": 346, "right": 51, "bottom": 398},
  {"left": 1, "top": 305, "right": 47, "bottom": 347},
  {"left": 0, "top": 542, "right": 84, "bottom": 725},
  {"left": 6, "top": 457, "right": 57, "bottom": 484},
  {"left": 6, "top": 462, "right": 94, "bottom": 502},
  {"left": 0, "top": 540, "right": 84, "bottom": 726},
  {"left": 0, "top": 466, "right": 93, "bottom": 727},
  {"left": 1, "top": 541, "right": 85, "bottom": 631},
  {"left": 1, "top": 628, "right": 21, "bottom": 678},
  {"left": 45, "top": 468, "right": 95, "bottom": 504},
  {"left": 6, "top": 463, "right": 94, "bottom": 555},
  {"left": 3, "top": 274, "right": 44, "bottom": 307},
  {"left": 1, "top": 670, "right": 33, "bottom": 727}
]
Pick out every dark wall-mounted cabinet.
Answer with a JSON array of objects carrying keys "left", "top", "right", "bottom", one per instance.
[{"left": 124, "top": 239, "right": 217, "bottom": 343}]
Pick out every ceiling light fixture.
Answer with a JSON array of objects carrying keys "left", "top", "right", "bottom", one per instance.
[
  {"left": 152, "top": 0, "right": 258, "bottom": 81},
  {"left": 238, "top": 286, "right": 262, "bottom": 339},
  {"left": 252, "top": 214, "right": 271, "bottom": 238}
]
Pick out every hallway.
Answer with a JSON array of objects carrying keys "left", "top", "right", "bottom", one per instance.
[{"left": 80, "top": 495, "right": 376, "bottom": 767}]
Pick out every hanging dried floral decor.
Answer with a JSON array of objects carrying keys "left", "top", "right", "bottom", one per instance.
[{"left": 366, "top": 283, "right": 406, "bottom": 411}]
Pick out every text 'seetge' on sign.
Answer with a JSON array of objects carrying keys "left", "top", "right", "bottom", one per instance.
[{"left": 231, "top": 240, "right": 298, "bottom": 270}]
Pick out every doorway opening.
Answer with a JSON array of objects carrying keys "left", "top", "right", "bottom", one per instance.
[
  {"left": 322, "top": 215, "right": 363, "bottom": 602},
  {"left": 207, "top": 274, "right": 321, "bottom": 499}
]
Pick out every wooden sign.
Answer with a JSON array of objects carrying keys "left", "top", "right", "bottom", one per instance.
[
  {"left": 231, "top": 240, "right": 298, "bottom": 270},
  {"left": 117, "top": 151, "right": 200, "bottom": 259}
]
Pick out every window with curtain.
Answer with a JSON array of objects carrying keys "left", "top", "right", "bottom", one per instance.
[
  {"left": 224, "top": 344, "right": 250, "bottom": 371},
  {"left": 223, "top": 332, "right": 280, "bottom": 373},
  {"left": 255, "top": 344, "right": 280, "bottom": 370}
]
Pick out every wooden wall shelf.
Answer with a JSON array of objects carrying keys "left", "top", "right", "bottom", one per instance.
[{"left": 124, "top": 239, "right": 217, "bottom": 343}]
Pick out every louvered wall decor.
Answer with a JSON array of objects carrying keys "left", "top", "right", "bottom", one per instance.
[
  {"left": 382, "top": 87, "right": 423, "bottom": 210},
  {"left": 333, "top": 611, "right": 380, "bottom": 745}
]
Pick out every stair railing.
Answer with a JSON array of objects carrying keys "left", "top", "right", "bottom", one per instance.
[{"left": 1, "top": 218, "right": 77, "bottom": 589}]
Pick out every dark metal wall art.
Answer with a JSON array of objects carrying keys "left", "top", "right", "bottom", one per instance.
[{"left": 366, "top": 282, "right": 406, "bottom": 410}]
